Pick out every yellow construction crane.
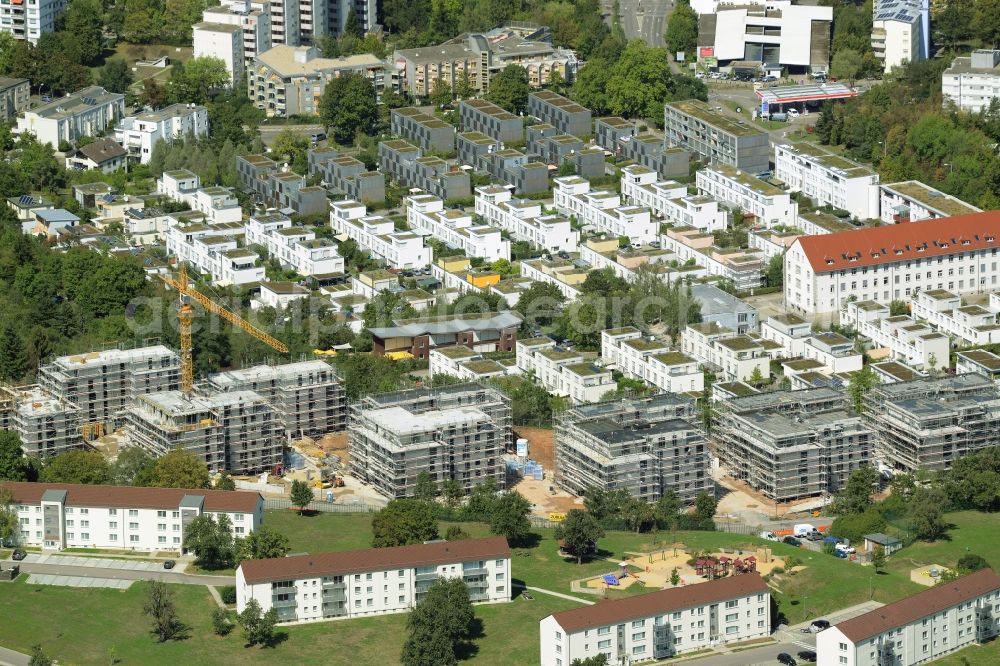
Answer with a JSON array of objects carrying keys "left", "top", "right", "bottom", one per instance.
[{"left": 160, "top": 264, "right": 289, "bottom": 393}]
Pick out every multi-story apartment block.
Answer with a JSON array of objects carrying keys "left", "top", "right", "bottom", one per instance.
[
  {"left": 619, "top": 135, "right": 690, "bottom": 180},
  {"left": 698, "top": 3, "right": 833, "bottom": 70},
  {"left": 236, "top": 154, "right": 327, "bottom": 215},
  {"left": 943, "top": 49, "right": 1000, "bottom": 113},
  {"left": 458, "top": 99, "right": 523, "bottom": 144},
  {"left": 237, "top": 537, "right": 512, "bottom": 623},
  {"left": 156, "top": 169, "right": 243, "bottom": 224},
  {"left": 663, "top": 100, "right": 769, "bottom": 175},
  {"left": 379, "top": 139, "right": 471, "bottom": 202},
  {"left": 193, "top": 22, "right": 245, "bottom": 83},
  {"left": 555, "top": 393, "right": 710, "bottom": 504},
  {"left": 796, "top": 211, "right": 857, "bottom": 236},
  {"left": 515, "top": 338, "right": 616, "bottom": 404},
  {"left": 681, "top": 323, "right": 770, "bottom": 383},
  {"left": 308, "top": 146, "right": 385, "bottom": 204},
  {"left": 429, "top": 346, "right": 513, "bottom": 382},
  {"left": 696, "top": 164, "right": 798, "bottom": 228},
  {"left": 526, "top": 126, "right": 603, "bottom": 177},
  {"left": 4, "top": 386, "right": 80, "bottom": 458},
  {"left": 816, "top": 568, "right": 1000, "bottom": 666},
  {"left": 15, "top": 86, "right": 125, "bottom": 148},
  {"left": 911, "top": 288, "right": 1000, "bottom": 346},
  {"left": 527, "top": 90, "right": 592, "bottom": 137},
  {"left": 520, "top": 257, "right": 588, "bottom": 300},
  {"left": 621, "top": 165, "right": 728, "bottom": 232},
  {"left": 37, "top": 346, "right": 180, "bottom": 438},
  {"left": 405, "top": 194, "right": 510, "bottom": 262},
  {"left": 127, "top": 389, "right": 282, "bottom": 475},
  {"left": 166, "top": 227, "right": 263, "bottom": 287},
  {"left": 484, "top": 148, "right": 551, "bottom": 195},
  {"left": 840, "top": 301, "right": 949, "bottom": 369},
  {"left": 879, "top": 180, "right": 981, "bottom": 225},
  {"left": 0, "top": 0, "right": 64, "bottom": 43},
  {"left": 659, "top": 226, "right": 765, "bottom": 291},
  {"left": 692, "top": 283, "right": 760, "bottom": 333},
  {"left": 784, "top": 212, "right": 1000, "bottom": 316},
  {"left": 390, "top": 107, "right": 456, "bottom": 153},
  {"left": 457, "top": 131, "right": 503, "bottom": 169},
  {"left": 775, "top": 143, "right": 880, "bottom": 220},
  {"left": 715, "top": 387, "right": 873, "bottom": 500},
  {"left": 115, "top": 104, "right": 209, "bottom": 164},
  {"left": 863, "top": 373, "right": 1000, "bottom": 473},
  {"left": 540, "top": 575, "right": 771, "bottom": 666},
  {"left": 955, "top": 349, "right": 1000, "bottom": 384},
  {"left": 554, "top": 176, "right": 657, "bottom": 244},
  {"left": 368, "top": 311, "right": 521, "bottom": 359},
  {"left": 871, "top": 0, "right": 927, "bottom": 74},
  {"left": 594, "top": 116, "right": 636, "bottom": 152},
  {"left": 207, "top": 360, "right": 346, "bottom": 438},
  {"left": 248, "top": 46, "right": 390, "bottom": 118},
  {"left": 600, "top": 328, "right": 704, "bottom": 394},
  {"left": 760, "top": 314, "right": 863, "bottom": 375},
  {"left": 245, "top": 212, "right": 344, "bottom": 276},
  {"left": 349, "top": 383, "right": 511, "bottom": 497},
  {"left": 201, "top": 0, "right": 271, "bottom": 68},
  {"left": 394, "top": 26, "right": 578, "bottom": 97},
  {"left": 0, "top": 77, "right": 29, "bottom": 119},
  {"left": 578, "top": 237, "right": 709, "bottom": 287},
  {"left": 475, "top": 185, "right": 579, "bottom": 253},
  {"left": 2, "top": 481, "right": 263, "bottom": 552},
  {"left": 329, "top": 199, "right": 433, "bottom": 269}
]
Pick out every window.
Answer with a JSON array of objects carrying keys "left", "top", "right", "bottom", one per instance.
[
  {"left": 109, "top": 534, "right": 117, "bottom": 542},
  {"left": 129, "top": 522, "right": 139, "bottom": 529},
  {"left": 157, "top": 523, "right": 166, "bottom": 531},
  {"left": 555, "top": 631, "right": 562, "bottom": 640},
  {"left": 598, "top": 639, "right": 611, "bottom": 649},
  {"left": 129, "top": 535, "right": 139, "bottom": 543},
  {"left": 839, "top": 642, "right": 847, "bottom": 651},
  {"left": 632, "top": 620, "right": 644, "bottom": 629},
  {"left": 632, "top": 645, "right": 646, "bottom": 655},
  {"left": 157, "top": 510, "right": 167, "bottom": 518},
  {"left": 726, "top": 613, "right": 738, "bottom": 622},
  {"left": 839, "top": 658, "right": 847, "bottom": 665},
  {"left": 726, "top": 626, "right": 738, "bottom": 635},
  {"left": 109, "top": 509, "right": 117, "bottom": 516},
  {"left": 598, "top": 627, "right": 611, "bottom": 636},
  {"left": 158, "top": 536, "right": 166, "bottom": 544},
  {"left": 66, "top": 520, "right": 74, "bottom": 527},
  {"left": 725, "top": 600, "right": 738, "bottom": 609},
  {"left": 81, "top": 533, "right": 89, "bottom": 540},
  {"left": 632, "top": 632, "right": 645, "bottom": 641},
  {"left": 128, "top": 510, "right": 138, "bottom": 517}
]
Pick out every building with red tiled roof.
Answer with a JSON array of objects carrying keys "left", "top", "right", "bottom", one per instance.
[
  {"left": 539, "top": 574, "right": 770, "bottom": 665},
  {"left": 816, "top": 568, "right": 1000, "bottom": 666},
  {"left": 2, "top": 481, "right": 263, "bottom": 552},
  {"left": 784, "top": 212, "right": 1000, "bottom": 315},
  {"left": 236, "top": 536, "right": 512, "bottom": 623}
]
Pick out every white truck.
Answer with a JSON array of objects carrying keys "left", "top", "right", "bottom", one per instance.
[{"left": 793, "top": 523, "right": 816, "bottom": 537}]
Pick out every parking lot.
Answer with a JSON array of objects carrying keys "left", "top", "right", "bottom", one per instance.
[
  {"left": 26, "top": 573, "right": 134, "bottom": 590},
  {"left": 21, "top": 554, "right": 169, "bottom": 572}
]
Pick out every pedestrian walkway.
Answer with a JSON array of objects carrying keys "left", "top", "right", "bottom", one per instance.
[
  {"left": 514, "top": 582, "right": 594, "bottom": 605},
  {"left": 23, "top": 553, "right": 165, "bottom": 572},
  {"left": 0, "top": 645, "right": 30, "bottom": 666},
  {"left": 26, "top": 573, "right": 133, "bottom": 589},
  {"left": 207, "top": 585, "right": 226, "bottom": 609}
]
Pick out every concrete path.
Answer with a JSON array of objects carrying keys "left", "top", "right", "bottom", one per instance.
[
  {"left": 0, "top": 645, "right": 30, "bottom": 666},
  {"left": 26, "top": 573, "right": 133, "bottom": 589},
  {"left": 207, "top": 584, "right": 226, "bottom": 609},
  {"left": 513, "top": 582, "right": 594, "bottom": 605}
]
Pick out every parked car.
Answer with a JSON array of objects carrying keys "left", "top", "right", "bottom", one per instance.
[
  {"left": 12, "top": 549, "right": 26, "bottom": 561},
  {"left": 777, "top": 653, "right": 797, "bottom": 666},
  {"left": 810, "top": 619, "right": 831, "bottom": 632},
  {"left": 787, "top": 108, "right": 801, "bottom": 119},
  {"left": 806, "top": 531, "right": 824, "bottom": 541},
  {"left": 759, "top": 531, "right": 778, "bottom": 541},
  {"left": 163, "top": 560, "right": 176, "bottom": 570},
  {"left": 310, "top": 131, "right": 327, "bottom": 144},
  {"left": 782, "top": 536, "right": 801, "bottom": 547},
  {"left": 797, "top": 650, "right": 817, "bottom": 662},
  {"left": 834, "top": 543, "right": 856, "bottom": 555}
]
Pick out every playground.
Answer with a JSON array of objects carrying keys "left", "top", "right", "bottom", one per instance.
[{"left": 583, "top": 544, "right": 790, "bottom": 591}]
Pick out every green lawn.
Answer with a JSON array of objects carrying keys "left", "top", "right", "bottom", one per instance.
[
  {"left": 931, "top": 641, "right": 1000, "bottom": 665},
  {"left": 885, "top": 511, "right": 1000, "bottom": 577}
]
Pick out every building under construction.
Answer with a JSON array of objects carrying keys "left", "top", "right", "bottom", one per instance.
[
  {"left": 348, "top": 383, "right": 511, "bottom": 498},
  {"left": 0, "top": 386, "right": 80, "bottom": 458},
  {"left": 554, "top": 393, "right": 710, "bottom": 506},
  {"left": 37, "top": 345, "right": 181, "bottom": 439},
  {"left": 863, "top": 373, "right": 1000, "bottom": 474},
  {"left": 126, "top": 390, "right": 282, "bottom": 475},
  {"left": 207, "top": 360, "right": 346, "bottom": 439},
  {"left": 713, "top": 387, "right": 872, "bottom": 501}
]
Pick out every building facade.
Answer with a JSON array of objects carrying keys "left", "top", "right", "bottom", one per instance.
[
  {"left": 774, "top": 143, "right": 880, "bottom": 220},
  {"left": 664, "top": 100, "right": 769, "bottom": 175},
  {"left": 15, "top": 86, "right": 125, "bottom": 148},
  {"left": 115, "top": 104, "right": 210, "bottom": 164}
]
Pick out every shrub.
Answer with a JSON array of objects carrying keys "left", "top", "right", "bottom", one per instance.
[
  {"left": 771, "top": 566, "right": 785, "bottom": 575},
  {"left": 219, "top": 586, "right": 237, "bottom": 604}
]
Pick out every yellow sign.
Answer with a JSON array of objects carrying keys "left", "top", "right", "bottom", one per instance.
[{"left": 548, "top": 512, "right": 566, "bottom": 523}]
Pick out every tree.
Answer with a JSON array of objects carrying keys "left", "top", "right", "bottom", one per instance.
[
  {"left": 442, "top": 478, "right": 464, "bottom": 509},
  {"left": 957, "top": 553, "right": 990, "bottom": 573},
  {"left": 319, "top": 72, "right": 378, "bottom": 145},
  {"left": 908, "top": 486, "right": 948, "bottom": 541},
  {"left": 151, "top": 448, "right": 210, "bottom": 489},
  {"left": 486, "top": 64, "right": 530, "bottom": 114},
  {"left": 290, "top": 479, "right": 314, "bottom": 514},
  {"left": 183, "top": 514, "right": 236, "bottom": 570},
  {"left": 238, "top": 598, "right": 278, "bottom": 647},
  {"left": 414, "top": 471, "right": 439, "bottom": 501},
  {"left": 871, "top": 544, "right": 886, "bottom": 572},
  {"left": 465, "top": 477, "right": 499, "bottom": 518},
  {"left": 622, "top": 496, "right": 657, "bottom": 533},
  {"left": 28, "top": 645, "right": 53, "bottom": 666},
  {"left": 0, "top": 430, "right": 28, "bottom": 481},
  {"left": 694, "top": 491, "right": 717, "bottom": 523},
  {"left": 455, "top": 69, "right": 476, "bottom": 99},
  {"left": 571, "top": 656, "right": 609, "bottom": 666},
  {"left": 98, "top": 58, "right": 134, "bottom": 94},
  {"left": 41, "top": 450, "right": 113, "bottom": 485},
  {"left": 372, "top": 499, "right": 439, "bottom": 547},
  {"left": 831, "top": 48, "right": 862, "bottom": 84},
  {"left": 976, "top": 0, "right": 1000, "bottom": 48},
  {"left": 664, "top": 1, "right": 698, "bottom": 59},
  {"left": 765, "top": 254, "right": 784, "bottom": 288},
  {"left": 656, "top": 490, "right": 680, "bottom": 530},
  {"left": 236, "top": 525, "right": 290, "bottom": 563},
  {"left": 832, "top": 465, "right": 879, "bottom": 515},
  {"left": 847, "top": 365, "right": 877, "bottom": 415},
  {"left": 444, "top": 525, "right": 469, "bottom": 540},
  {"left": 489, "top": 490, "right": 533, "bottom": 545},
  {"left": 215, "top": 472, "right": 236, "bottom": 491},
  {"left": 515, "top": 281, "right": 564, "bottom": 329},
  {"left": 62, "top": 0, "right": 104, "bottom": 64},
  {"left": 113, "top": 447, "right": 156, "bottom": 486},
  {"left": 747, "top": 366, "right": 764, "bottom": 385},
  {"left": 143, "top": 581, "right": 181, "bottom": 642},
  {"left": 429, "top": 78, "right": 453, "bottom": 108},
  {"left": 401, "top": 577, "right": 474, "bottom": 666},
  {"left": 171, "top": 57, "right": 232, "bottom": 104},
  {"left": 212, "top": 607, "right": 232, "bottom": 636},
  {"left": 942, "top": 446, "right": 1000, "bottom": 511},
  {"left": 670, "top": 568, "right": 680, "bottom": 587},
  {"left": 583, "top": 487, "right": 629, "bottom": 522},
  {"left": 556, "top": 509, "right": 605, "bottom": 564},
  {"left": 343, "top": 6, "right": 363, "bottom": 37},
  {"left": 0, "top": 323, "right": 27, "bottom": 381},
  {"left": 888, "top": 300, "right": 909, "bottom": 316},
  {"left": 831, "top": 507, "right": 887, "bottom": 545}
]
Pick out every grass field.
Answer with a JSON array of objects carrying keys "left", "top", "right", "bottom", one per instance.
[{"left": 885, "top": 511, "right": 1000, "bottom": 576}]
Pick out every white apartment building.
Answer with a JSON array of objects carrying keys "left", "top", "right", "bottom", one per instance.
[
  {"left": 475, "top": 185, "right": 579, "bottom": 253},
  {"left": 429, "top": 346, "right": 513, "bottom": 382},
  {"left": 879, "top": 181, "right": 981, "bottom": 225},
  {"left": 601, "top": 327, "right": 704, "bottom": 394},
  {"left": 910, "top": 289, "right": 1000, "bottom": 346},
  {"left": 123, "top": 208, "right": 171, "bottom": 246},
  {"left": 236, "top": 537, "right": 512, "bottom": 623},
  {"left": 579, "top": 238, "right": 709, "bottom": 286},
  {"left": 166, "top": 221, "right": 264, "bottom": 286},
  {"left": 682, "top": 323, "right": 770, "bottom": 383},
  {"left": 255, "top": 282, "right": 310, "bottom": 310},
  {"left": 0, "top": 0, "right": 64, "bottom": 43},
  {"left": 554, "top": 176, "right": 657, "bottom": 244},
  {"left": 760, "top": 314, "right": 864, "bottom": 374},
  {"left": 943, "top": 50, "right": 1000, "bottom": 113},
  {"left": 955, "top": 349, "right": 1000, "bottom": 383},
  {"left": 3, "top": 481, "right": 263, "bottom": 552},
  {"left": 330, "top": 200, "right": 433, "bottom": 270},
  {"left": 193, "top": 22, "right": 245, "bottom": 83},
  {"left": 405, "top": 194, "right": 510, "bottom": 262},
  {"left": 201, "top": 0, "right": 271, "bottom": 71},
  {"left": 774, "top": 143, "right": 880, "bottom": 221},
  {"left": 659, "top": 226, "right": 765, "bottom": 291},
  {"left": 540, "top": 574, "right": 771, "bottom": 666},
  {"left": 699, "top": 2, "right": 833, "bottom": 70},
  {"left": 245, "top": 212, "right": 344, "bottom": 276},
  {"left": 816, "top": 568, "right": 1000, "bottom": 666},
  {"left": 516, "top": 338, "right": 616, "bottom": 404},
  {"left": 156, "top": 169, "right": 243, "bottom": 224},
  {"left": 696, "top": 164, "right": 799, "bottom": 229},
  {"left": 841, "top": 300, "right": 949, "bottom": 369},
  {"left": 784, "top": 213, "right": 1000, "bottom": 315},
  {"left": 621, "top": 165, "right": 727, "bottom": 233},
  {"left": 520, "top": 258, "right": 587, "bottom": 300},
  {"left": 15, "top": 86, "right": 125, "bottom": 148},
  {"left": 115, "top": 104, "right": 210, "bottom": 164},
  {"left": 872, "top": 0, "right": 927, "bottom": 74}
]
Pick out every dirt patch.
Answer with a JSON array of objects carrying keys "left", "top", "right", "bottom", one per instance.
[
  {"left": 511, "top": 476, "right": 582, "bottom": 516},
  {"left": 318, "top": 432, "right": 349, "bottom": 466},
  {"left": 513, "top": 426, "right": 554, "bottom": 469}
]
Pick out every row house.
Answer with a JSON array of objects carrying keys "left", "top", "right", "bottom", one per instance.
[
  {"left": 405, "top": 193, "right": 510, "bottom": 262},
  {"left": 622, "top": 165, "right": 728, "bottom": 232},
  {"left": 329, "top": 199, "right": 432, "bottom": 270},
  {"left": 475, "top": 185, "right": 579, "bottom": 253},
  {"left": 554, "top": 176, "right": 656, "bottom": 244}
]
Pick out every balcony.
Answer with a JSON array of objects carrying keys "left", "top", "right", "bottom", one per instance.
[
  {"left": 415, "top": 571, "right": 439, "bottom": 581},
  {"left": 271, "top": 596, "right": 297, "bottom": 608}
]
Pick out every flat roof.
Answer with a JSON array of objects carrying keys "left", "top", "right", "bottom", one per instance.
[
  {"left": 882, "top": 180, "right": 981, "bottom": 218},
  {"left": 666, "top": 99, "right": 767, "bottom": 138},
  {"left": 256, "top": 46, "right": 384, "bottom": 78},
  {"left": 756, "top": 83, "right": 858, "bottom": 105}
]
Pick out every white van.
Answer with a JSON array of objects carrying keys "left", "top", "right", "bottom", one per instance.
[{"left": 793, "top": 523, "right": 815, "bottom": 537}]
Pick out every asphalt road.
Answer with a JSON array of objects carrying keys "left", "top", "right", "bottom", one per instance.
[
  {"left": 603, "top": 0, "right": 673, "bottom": 47},
  {"left": 14, "top": 560, "right": 230, "bottom": 586}
]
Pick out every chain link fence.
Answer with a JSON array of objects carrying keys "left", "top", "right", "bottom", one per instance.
[{"left": 263, "top": 498, "right": 382, "bottom": 513}]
